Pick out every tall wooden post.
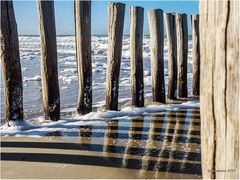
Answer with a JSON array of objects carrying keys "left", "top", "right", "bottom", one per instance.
[
  {"left": 105, "top": 3, "right": 125, "bottom": 111},
  {"left": 176, "top": 13, "right": 188, "bottom": 98},
  {"left": 75, "top": 0, "right": 92, "bottom": 114},
  {"left": 130, "top": 6, "right": 144, "bottom": 107},
  {"left": 165, "top": 13, "right": 177, "bottom": 100},
  {"left": 148, "top": 9, "right": 165, "bottom": 103},
  {"left": 37, "top": 1, "right": 60, "bottom": 121},
  {"left": 200, "top": 0, "right": 239, "bottom": 179},
  {"left": 191, "top": 14, "right": 200, "bottom": 96},
  {"left": 0, "top": 1, "right": 23, "bottom": 123}
]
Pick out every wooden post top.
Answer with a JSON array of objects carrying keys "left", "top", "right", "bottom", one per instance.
[
  {"left": 109, "top": 2, "right": 126, "bottom": 7},
  {"left": 130, "top": 6, "right": 144, "bottom": 10},
  {"left": 148, "top": 9, "right": 163, "bottom": 13}
]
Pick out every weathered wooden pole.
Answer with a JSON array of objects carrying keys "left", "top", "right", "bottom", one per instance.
[
  {"left": 200, "top": 0, "right": 239, "bottom": 179},
  {"left": 105, "top": 3, "right": 125, "bottom": 111},
  {"left": 176, "top": 13, "right": 188, "bottom": 98},
  {"left": 74, "top": 0, "right": 92, "bottom": 114},
  {"left": 191, "top": 14, "right": 200, "bottom": 96},
  {"left": 165, "top": 13, "right": 177, "bottom": 100},
  {"left": 0, "top": 1, "right": 23, "bottom": 123},
  {"left": 37, "top": 1, "right": 60, "bottom": 120},
  {"left": 148, "top": 9, "right": 165, "bottom": 103},
  {"left": 130, "top": 6, "right": 144, "bottom": 107}
]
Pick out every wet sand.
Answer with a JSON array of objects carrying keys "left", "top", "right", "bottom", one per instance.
[{"left": 1, "top": 108, "right": 201, "bottom": 179}]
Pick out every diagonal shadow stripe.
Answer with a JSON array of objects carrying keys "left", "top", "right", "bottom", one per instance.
[
  {"left": 81, "top": 125, "right": 200, "bottom": 135},
  {"left": 1, "top": 152, "right": 202, "bottom": 175},
  {"left": 1, "top": 141, "right": 201, "bottom": 161},
  {"left": 146, "top": 114, "right": 200, "bottom": 119},
  {"left": 0, "top": 130, "right": 201, "bottom": 143},
  {"left": 120, "top": 119, "right": 200, "bottom": 125},
  {"left": 78, "top": 132, "right": 201, "bottom": 144}
]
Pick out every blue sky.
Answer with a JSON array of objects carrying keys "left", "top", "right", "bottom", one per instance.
[{"left": 13, "top": 0, "right": 199, "bottom": 35}]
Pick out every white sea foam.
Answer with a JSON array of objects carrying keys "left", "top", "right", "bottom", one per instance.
[
  {"left": 0, "top": 120, "right": 34, "bottom": 133},
  {"left": 72, "top": 100, "right": 199, "bottom": 121},
  {"left": 24, "top": 75, "right": 41, "bottom": 81},
  {"left": 1, "top": 35, "right": 195, "bottom": 129},
  {"left": 0, "top": 100, "right": 199, "bottom": 137}
]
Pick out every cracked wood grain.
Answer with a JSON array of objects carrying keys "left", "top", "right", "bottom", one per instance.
[{"left": 200, "top": 1, "right": 239, "bottom": 179}]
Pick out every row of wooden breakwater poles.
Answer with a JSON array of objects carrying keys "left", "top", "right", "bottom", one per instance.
[{"left": 1, "top": 1, "right": 200, "bottom": 123}]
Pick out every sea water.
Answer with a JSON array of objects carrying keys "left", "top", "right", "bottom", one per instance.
[{"left": 0, "top": 35, "right": 194, "bottom": 125}]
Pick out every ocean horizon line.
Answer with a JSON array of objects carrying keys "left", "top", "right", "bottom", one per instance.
[{"left": 19, "top": 34, "right": 193, "bottom": 37}]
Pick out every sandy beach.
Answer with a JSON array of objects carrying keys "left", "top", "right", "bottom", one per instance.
[
  {"left": 1, "top": 137, "right": 201, "bottom": 179},
  {"left": 1, "top": 108, "right": 201, "bottom": 179}
]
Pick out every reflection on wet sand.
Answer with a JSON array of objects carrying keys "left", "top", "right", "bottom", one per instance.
[
  {"left": 80, "top": 109, "right": 201, "bottom": 177},
  {"left": 140, "top": 115, "right": 164, "bottom": 178},
  {"left": 1, "top": 108, "right": 202, "bottom": 179},
  {"left": 79, "top": 125, "right": 92, "bottom": 145},
  {"left": 166, "top": 111, "right": 185, "bottom": 173},
  {"left": 123, "top": 117, "right": 144, "bottom": 167},
  {"left": 181, "top": 110, "right": 201, "bottom": 164},
  {"left": 154, "top": 111, "right": 175, "bottom": 177},
  {"left": 103, "top": 121, "right": 119, "bottom": 156},
  {"left": 157, "top": 111, "right": 185, "bottom": 177}
]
